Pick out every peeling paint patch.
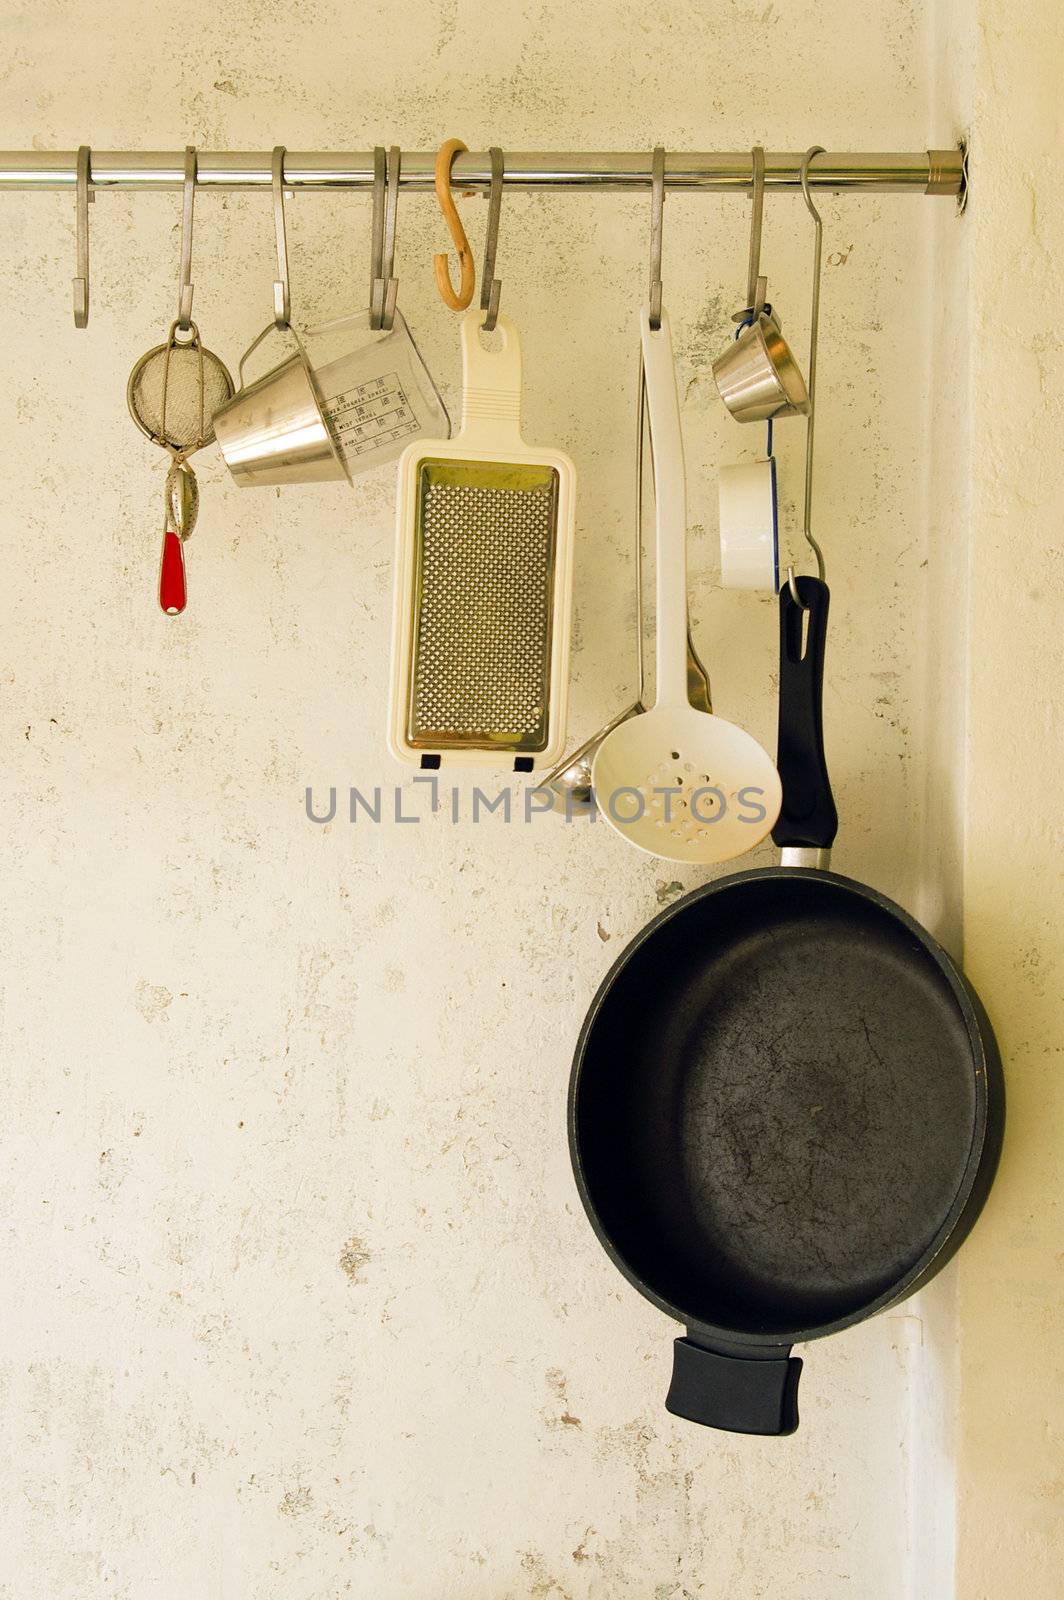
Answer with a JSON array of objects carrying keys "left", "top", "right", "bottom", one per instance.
[
  {"left": 544, "top": 1368, "right": 582, "bottom": 1431},
  {"left": 339, "top": 1235, "right": 372, "bottom": 1284},
  {"left": 278, "top": 1486, "right": 312, "bottom": 1517},
  {"left": 520, "top": 1549, "right": 573, "bottom": 1599},
  {"left": 134, "top": 979, "right": 172, "bottom": 1021}
]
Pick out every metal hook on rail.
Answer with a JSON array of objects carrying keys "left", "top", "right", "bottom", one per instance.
[
  {"left": 479, "top": 147, "right": 505, "bottom": 332},
  {"left": 369, "top": 145, "right": 385, "bottom": 319},
  {"left": 72, "top": 144, "right": 93, "bottom": 329},
  {"left": 648, "top": 146, "right": 665, "bottom": 329},
  {"left": 272, "top": 145, "right": 291, "bottom": 330},
  {"left": 176, "top": 145, "right": 197, "bottom": 332},
  {"left": 745, "top": 146, "right": 767, "bottom": 319},
  {"left": 370, "top": 144, "right": 401, "bottom": 331},
  {"left": 786, "top": 145, "right": 828, "bottom": 608}
]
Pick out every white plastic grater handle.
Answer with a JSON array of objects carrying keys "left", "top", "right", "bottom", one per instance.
[
  {"left": 457, "top": 309, "right": 524, "bottom": 446},
  {"left": 640, "top": 306, "right": 690, "bottom": 709}
]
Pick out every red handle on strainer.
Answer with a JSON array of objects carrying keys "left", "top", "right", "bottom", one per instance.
[{"left": 159, "top": 530, "right": 187, "bottom": 615}]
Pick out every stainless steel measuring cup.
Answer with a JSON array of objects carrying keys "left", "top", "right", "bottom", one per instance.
[
  {"left": 211, "top": 148, "right": 348, "bottom": 486},
  {"left": 212, "top": 321, "right": 348, "bottom": 487},
  {"left": 712, "top": 311, "right": 809, "bottom": 423},
  {"left": 712, "top": 147, "right": 811, "bottom": 423},
  {"left": 213, "top": 144, "right": 447, "bottom": 488}
]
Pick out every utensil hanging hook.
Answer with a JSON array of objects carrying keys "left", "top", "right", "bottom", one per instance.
[
  {"left": 176, "top": 145, "right": 197, "bottom": 332},
  {"left": 272, "top": 146, "right": 291, "bottom": 330},
  {"left": 433, "top": 138, "right": 476, "bottom": 311},
  {"left": 744, "top": 146, "right": 767, "bottom": 318},
  {"left": 381, "top": 145, "right": 400, "bottom": 329},
  {"left": 479, "top": 147, "right": 505, "bottom": 332},
  {"left": 786, "top": 145, "right": 828, "bottom": 608},
  {"left": 369, "top": 146, "right": 385, "bottom": 317},
  {"left": 370, "top": 145, "right": 401, "bottom": 330},
  {"left": 648, "top": 147, "right": 665, "bottom": 330},
  {"left": 72, "top": 145, "right": 93, "bottom": 329}
]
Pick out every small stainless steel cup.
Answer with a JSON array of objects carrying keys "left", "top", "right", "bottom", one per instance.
[
  {"left": 712, "top": 313, "right": 810, "bottom": 424},
  {"left": 212, "top": 324, "right": 347, "bottom": 488}
]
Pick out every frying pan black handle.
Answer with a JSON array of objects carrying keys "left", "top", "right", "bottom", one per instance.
[
  {"left": 772, "top": 576, "right": 839, "bottom": 851},
  {"left": 666, "top": 1336, "right": 802, "bottom": 1436}
]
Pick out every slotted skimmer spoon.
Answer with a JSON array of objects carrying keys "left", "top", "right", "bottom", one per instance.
[{"left": 591, "top": 307, "right": 781, "bottom": 863}]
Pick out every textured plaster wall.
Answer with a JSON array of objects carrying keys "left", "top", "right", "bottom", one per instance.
[
  {"left": 952, "top": 1, "right": 1064, "bottom": 1594},
  {"left": 0, "top": 2, "right": 978, "bottom": 1597}
]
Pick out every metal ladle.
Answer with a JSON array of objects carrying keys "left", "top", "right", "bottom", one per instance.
[{"left": 536, "top": 356, "right": 711, "bottom": 817}]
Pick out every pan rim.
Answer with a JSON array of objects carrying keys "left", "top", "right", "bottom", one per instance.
[{"left": 569, "top": 865, "right": 998, "bottom": 1348}]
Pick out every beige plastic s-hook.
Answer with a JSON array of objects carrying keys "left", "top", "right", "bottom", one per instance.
[{"left": 433, "top": 138, "right": 476, "bottom": 310}]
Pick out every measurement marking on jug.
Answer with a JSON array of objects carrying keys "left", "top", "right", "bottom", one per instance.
[{"left": 325, "top": 372, "right": 421, "bottom": 459}]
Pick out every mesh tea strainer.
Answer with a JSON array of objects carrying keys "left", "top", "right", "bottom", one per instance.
[{"left": 126, "top": 147, "right": 233, "bottom": 615}]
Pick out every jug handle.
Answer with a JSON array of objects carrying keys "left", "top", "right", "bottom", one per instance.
[{"left": 237, "top": 320, "right": 310, "bottom": 391}]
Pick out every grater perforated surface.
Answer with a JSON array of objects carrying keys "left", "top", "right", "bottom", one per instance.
[{"left": 407, "top": 459, "right": 559, "bottom": 750}]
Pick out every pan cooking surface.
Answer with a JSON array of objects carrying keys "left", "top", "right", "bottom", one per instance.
[{"left": 574, "top": 875, "right": 982, "bottom": 1336}]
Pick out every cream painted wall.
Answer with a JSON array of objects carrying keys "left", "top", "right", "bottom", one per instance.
[
  {"left": 953, "top": 2, "right": 1064, "bottom": 1594},
  {"left": 0, "top": 1, "right": 1015, "bottom": 1596}
]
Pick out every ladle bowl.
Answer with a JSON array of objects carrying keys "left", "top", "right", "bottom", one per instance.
[
  {"left": 593, "top": 702, "right": 781, "bottom": 863},
  {"left": 538, "top": 634, "right": 712, "bottom": 817},
  {"left": 539, "top": 699, "right": 643, "bottom": 818}
]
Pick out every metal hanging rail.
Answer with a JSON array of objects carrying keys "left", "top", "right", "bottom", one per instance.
[{"left": 0, "top": 148, "right": 964, "bottom": 196}]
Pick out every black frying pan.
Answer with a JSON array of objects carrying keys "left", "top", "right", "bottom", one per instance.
[{"left": 570, "top": 577, "right": 1003, "bottom": 1436}]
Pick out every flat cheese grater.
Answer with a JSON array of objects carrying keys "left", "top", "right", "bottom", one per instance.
[{"left": 389, "top": 309, "right": 575, "bottom": 771}]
